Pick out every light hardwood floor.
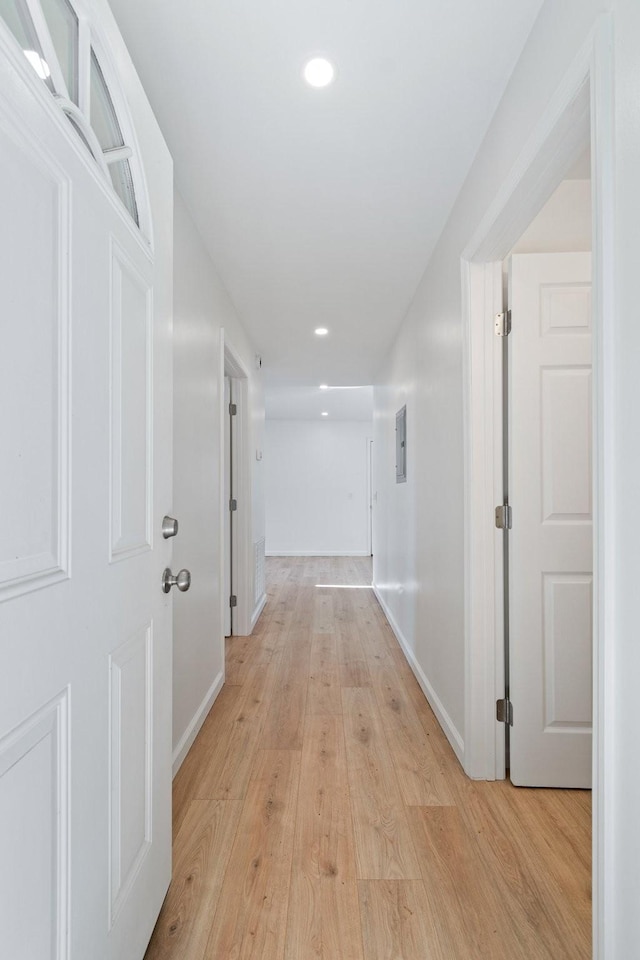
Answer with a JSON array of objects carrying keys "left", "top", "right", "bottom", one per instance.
[{"left": 145, "top": 556, "right": 591, "bottom": 960}]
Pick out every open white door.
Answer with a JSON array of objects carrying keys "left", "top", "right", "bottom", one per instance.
[
  {"left": 508, "top": 252, "right": 592, "bottom": 788},
  {"left": 0, "top": 11, "right": 172, "bottom": 959}
]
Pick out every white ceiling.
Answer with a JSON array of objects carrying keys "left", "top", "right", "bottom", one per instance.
[
  {"left": 266, "top": 385, "right": 374, "bottom": 421},
  {"left": 108, "top": 0, "right": 544, "bottom": 395}
]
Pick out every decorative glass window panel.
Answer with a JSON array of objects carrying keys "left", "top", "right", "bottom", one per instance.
[
  {"left": 0, "top": 0, "right": 55, "bottom": 92},
  {"left": 1, "top": 0, "right": 142, "bottom": 229},
  {"left": 89, "top": 47, "right": 139, "bottom": 222},
  {"left": 39, "top": 0, "right": 78, "bottom": 103},
  {"left": 90, "top": 48, "right": 124, "bottom": 151},
  {"left": 109, "top": 158, "right": 139, "bottom": 226}
]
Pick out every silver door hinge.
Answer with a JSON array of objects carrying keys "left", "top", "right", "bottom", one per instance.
[
  {"left": 230, "top": 595, "right": 237, "bottom": 608},
  {"left": 229, "top": 498, "right": 238, "bottom": 512},
  {"left": 496, "top": 698, "right": 513, "bottom": 725},
  {"left": 229, "top": 402, "right": 237, "bottom": 416},
  {"left": 495, "top": 503, "right": 512, "bottom": 530},
  {"left": 494, "top": 310, "right": 512, "bottom": 337}
]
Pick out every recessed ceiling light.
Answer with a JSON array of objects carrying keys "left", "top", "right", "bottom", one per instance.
[
  {"left": 321, "top": 411, "right": 329, "bottom": 417},
  {"left": 315, "top": 327, "right": 329, "bottom": 336},
  {"left": 319, "top": 384, "right": 329, "bottom": 390},
  {"left": 304, "top": 57, "right": 334, "bottom": 88}
]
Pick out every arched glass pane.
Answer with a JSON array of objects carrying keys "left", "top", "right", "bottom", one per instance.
[
  {"left": 90, "top": 48, "right": 123, "bottom": 151},
  {"left": 90, "top": 48, "right": 138, "bottom": 223},
  {"left": 109, "top": 158, "right": 139, "bottom": 226},
  {"left": 39, "top": 0, "right": 77, "bottom": 103},
  {"left": 0, "top": 0, "right": 55, "bottom": 92}
]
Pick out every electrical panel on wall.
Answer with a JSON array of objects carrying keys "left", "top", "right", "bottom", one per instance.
[{"left": 395, "top": 405, "right": 407, "bottom": 483}]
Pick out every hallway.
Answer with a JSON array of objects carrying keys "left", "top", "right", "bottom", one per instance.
[{"left": 145, "top": 557, "right": 591, "bottom": 959}]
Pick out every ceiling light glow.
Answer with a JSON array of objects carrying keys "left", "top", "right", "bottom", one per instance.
[
  {"left": 319, "top": 384, "right": 329, "bottom": 390},
  {"left": 321, "top": 411, "right": 329, "bottom": 417},
  {"left": 304, "top": 57, "right": 334, "bottom": 88},
  {"left": 314, "top": 327, "right": 329, "bottom": 336}
]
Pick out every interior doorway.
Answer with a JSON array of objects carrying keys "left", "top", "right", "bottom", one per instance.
[
  {"left": 502, "top": 184, "right": 592, "bottom": 786},
  {"left": 462, "top": 28, "right": 616, "bottom": 952},
  {"left": 367, "top": 437, "right": 374, "bottom": 557},
  {"left": 223, "top": 376, "right": 234, "bottom": 636},
  {"left": 221, "top": 336, "right": 251, "bottom": 639}
]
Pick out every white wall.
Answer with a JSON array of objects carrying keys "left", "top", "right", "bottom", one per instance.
[
  {"left": 374, "top": 0, "right": 640, "bottom": 952},
  {"left": 266, "top": 419, "right": 372, "bottom": 556},
  {"left": 375, "top": 0, "right": 609, "bottom": 747},
  {"left": 172, "top": 191, "right": 265, "bottom": 771},
  {"left": 512, "top": 178, "right": 592, "bottom": 253}
]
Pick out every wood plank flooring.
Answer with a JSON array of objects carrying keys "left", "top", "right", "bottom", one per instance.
[{"left": 146, "top": 556, "right": 591, "bottom": 960}]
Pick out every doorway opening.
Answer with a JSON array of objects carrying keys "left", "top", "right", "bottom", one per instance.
[
  {"left": 221, "top": 335, "right": 251, "bottom": 640},
  {"left": 367, "top": 437, "right": 374, "bottom": 557},
  {"left": 462, "top": 21, "right": 615, "bottom": 957},
  {"left": 502, "top": 166, "right": 593, "bottom": 786}
]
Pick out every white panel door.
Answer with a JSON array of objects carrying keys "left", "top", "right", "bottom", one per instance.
[
  {"left": 509, "top": 252, "right": 592, "bottom": 788},
  {"left": 0, "top": 27, "right": 172, "bottom": 960}
]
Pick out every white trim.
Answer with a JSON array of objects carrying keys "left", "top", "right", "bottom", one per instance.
[
  {"left": 461, "top": 16, "right": 614, "bottom": 959},
  {"left": 589, "top": 19, "right": 616, "bottom": 960},
  {"left": 462, "top": 259, "right": 505, "bottom": 781},
  {"left": 55, "top": 95, "right": 109, "bottom": 176},
  {"left": 266, "top": 550, "right": 372, "bottom": 558},
  {"left": 373, "top": 586, "right": 464, "bottom": 765},
  {"left": 366, "top": 436, "right": 374, "bottom": 557},
  {"left": 171, "top": 670, "right": 224, "bottom": 778},
  {"left": 220, "top": 332, "right": 253, "bottom": 637},
  {"left": 251, "top": 593, "right": 267, "bottom": 631},
  {"left": 218, "top": 330, "right": 226, "bottom": 662}
]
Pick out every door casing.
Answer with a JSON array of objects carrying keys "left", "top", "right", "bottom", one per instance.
[
  {"left": 220, "top": 332, "right": 253, "bottom": 640},
  {"left": 461, "top": 17, "right": 614, "bottom": 960}
]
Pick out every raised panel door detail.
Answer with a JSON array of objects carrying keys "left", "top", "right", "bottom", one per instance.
[
  {"left": 543, "top": 574, "right": 593, "bottom": 729},
  {"left": 108, "top": 624, "right": 152, "bottom": 926},
  {"left": 109, "top": 240, "right": 152, "bottom": 562},
  {"left": 541, "top": 367, "right": 592, "bottom": 523},
  {"left": 509, "top": 251, "right": 592, "bottom": 788},
  {"left": 0, "top": 119, "right": 69, "bottom": 599},
  {"left": 540, "top": 283, "right": 591, "bottom": 336},
  {"left": 0, "top": 691, "right": 69, "bottom": 960}
]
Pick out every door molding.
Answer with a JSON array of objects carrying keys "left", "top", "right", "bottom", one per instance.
[
  {"left": 220, "top": 332, "right": 253, "bottom": 640},
  {"left": 461, "top": 16, "right": 614, "bottom": 960},
  {"left": 366, "top": 437, "right": 374, "bottom": 557}
]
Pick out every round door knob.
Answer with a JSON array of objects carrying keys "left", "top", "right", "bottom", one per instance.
[{"left": 162, "top": 567, "right": 192, "bottom": 593}]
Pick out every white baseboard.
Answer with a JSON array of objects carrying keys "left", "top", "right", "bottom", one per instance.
[
  {"left": 172, "top": 670, "right": 224, "bottom": 778},
  {"left": 373, "top": 586, "right": 465, "bottom": 765},
  {"left": 251, "top": 593, "right": 267, "bottom": 631},
  {"left": 265, "top": 550, "right": 371, "bottom": 557}
]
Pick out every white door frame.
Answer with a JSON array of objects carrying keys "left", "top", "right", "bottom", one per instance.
[
  {"left": 366, "top": 437, "right": 374, "bottom": 557},
  {"left": 461, "top": 17, "right": 614, "bottom": 959},
  {"left": 220, "top": 331, "right": 253, "bottom": 640}
]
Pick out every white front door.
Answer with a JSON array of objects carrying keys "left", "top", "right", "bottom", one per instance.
[
  {"left": 0, "top": 21, "right": 172, "bottom": 960},
  {"left": 508, "top": 252, "right": 592, "bottom": 788}
]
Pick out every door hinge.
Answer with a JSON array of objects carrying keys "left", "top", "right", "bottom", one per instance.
[
  {"left": 495, "top": 503, "right": 512, "bottom": 530},
  {"left": 229, "top": 402, "right": 237, "bottom": 416},
  {"left": 494, "top": 310, "right": 512, "bottom": 337},
  {"left": 229, "top": 498, "right": 238, "bottom": 512},
  {"left": 496, "top": 698, "right": 513, "bottom": 725},
  {"left": 229, "top": 595, "right": 237, "bottom": 608}
]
